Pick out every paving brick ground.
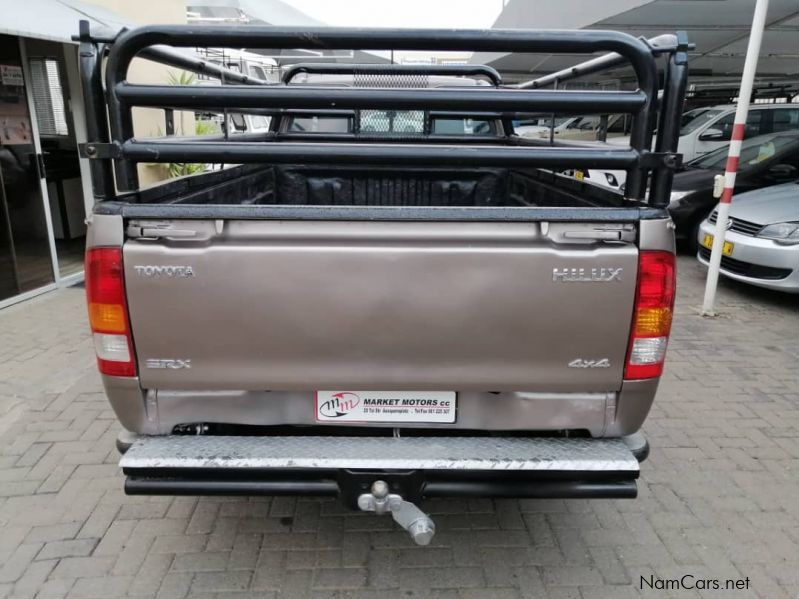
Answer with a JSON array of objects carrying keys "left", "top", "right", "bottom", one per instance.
[{"left": 0, "top": 256, "right": 797, "bottom": 598}]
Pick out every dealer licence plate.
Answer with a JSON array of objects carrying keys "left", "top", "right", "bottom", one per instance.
[
  {"left": 316, "top": 391, "right": 456, "bottom": 423},
  {"left": 702, "top": 233, "right": 734, "bottom": 257}
]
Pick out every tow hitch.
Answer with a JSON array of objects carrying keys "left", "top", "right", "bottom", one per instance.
[
  {"left": 357, "top": 480, "right": 435, "bottom": 546},
  {"left": 120, "top": 435, "right": 643, "bottom": 531}
]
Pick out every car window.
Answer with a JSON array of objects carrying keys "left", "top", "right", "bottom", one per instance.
[
  {"left": 606, "top": 115, "right": 628, "bottom": 134},
  {"left": 230, "top": 113, "right": 247, "bottom": 131},
  {"left": 515, "top": 116, "right": 568, "bottom": 128},
  {"left": 772, "top": 108, "right": 799, "bottom": 133},
  {"left": 706, "top": 110, "right": 764, "bottom": 141},
  {"left": 287, "top": 116, "right": 352, "bottom": 133},
  {"left": 565, "top": 116, "right": 600, "bottom": 131},
  {"left": 249, "top": 65, "right": 263, "bottom": 79},
  {"left": 745, "top": 110, "right": 765, "bottom": 135},
  {"left": 691, "top": 133, "right": 798, "bottom": 170},
  {"left": 250, "top": 115, "right": 270, "bottom": 129},
  {"left": 432, "top": 117, "right": 494, "bottom": 136},
  {"left": 679, "top": 108, "right": 723, "bottom": 135}
]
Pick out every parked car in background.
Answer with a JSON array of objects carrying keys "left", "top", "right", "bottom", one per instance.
[
  {"left": 677, "top": 103, "right": 799, "bottom": 163},
  {"left": 668, "top": 130, "right": 799, "bottom": 250},
  {"left": 582, "top": 103, "right": 799, "bottom": 192},
  {"left": 516, "top": 114, "right": 630, "bottom": 141},
  {"left": 513, "top": 116, "right": 570, "bottom": 137},
  {"left": 697, "top": 181, "right": 799, "bottom": 292}
]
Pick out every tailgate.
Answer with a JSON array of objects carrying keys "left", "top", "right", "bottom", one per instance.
[{"left": 123, "top": 220, "right": 637, "bottom": 392}]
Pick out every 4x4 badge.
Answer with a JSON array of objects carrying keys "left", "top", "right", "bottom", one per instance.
[{"left": 568, "top": 358, "right": 611, "bottom": 369}]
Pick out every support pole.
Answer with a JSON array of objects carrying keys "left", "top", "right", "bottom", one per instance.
[{"left": 701, "top": 0, "right": 769, "bottom": 316}]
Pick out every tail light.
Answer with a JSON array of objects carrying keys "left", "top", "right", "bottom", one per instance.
[
  {"left": 624, "top": 251, "right": 676, "bottom": 380},
  {"left": 85, "top": 247, "right": 136, "bottom": 377}
]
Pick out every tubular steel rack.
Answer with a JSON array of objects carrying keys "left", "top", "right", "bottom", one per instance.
[{"left": 76, "top": 21, "right": 690, "bottom": 209}]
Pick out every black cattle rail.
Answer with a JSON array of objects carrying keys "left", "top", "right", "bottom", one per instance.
[{"left": 77, "top": 21, "right": 689, "bottom": 207}]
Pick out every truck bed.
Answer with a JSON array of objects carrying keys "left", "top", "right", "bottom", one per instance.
[{"left": 109, "top": 163, "right": 632, "bottom": 208}]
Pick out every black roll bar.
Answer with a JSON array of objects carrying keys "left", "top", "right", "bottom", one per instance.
[
  {"left": 649, "top": 32, "right": 689, "bottom": 208},
  {"left": 115, "top": 85, "right": 648, "bottom": 114},
  {"left": 102, "top": 26, "right": 659, "bottom": 197},
  {"left": 119, "top": 140, "right": 640, "bottom": 169},
  {"left": 78, "top": 21, "right": 687, "bottom": 208},
  {"left": 78, "top": 22, "right": 114, "bottom": 201}
]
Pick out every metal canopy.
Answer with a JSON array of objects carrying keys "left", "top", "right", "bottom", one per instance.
[
  {"left": 0, "top": 0, "right": 130, "bottom": 43},
  {"left": 473, "top": 0, "right": 799, "bottom": 84},
  {"left": 187, "top": 0, "right": 389, "bottom": 65}
]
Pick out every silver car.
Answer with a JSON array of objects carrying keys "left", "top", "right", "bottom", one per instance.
[{"left": 698, "top": 181, "right": 799, "bottom": 292}]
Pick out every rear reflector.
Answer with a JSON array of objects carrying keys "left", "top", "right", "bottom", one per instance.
[
  {"left": 625, "top": 251, "right": 675, "bottom": 380},
  {"left": 93, "top": 333, "right": 131, "bottom": 362},
  {"left": 86, "top": 248, "right": 136, "bottom": 377}
]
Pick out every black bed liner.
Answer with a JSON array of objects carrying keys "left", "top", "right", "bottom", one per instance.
[{"left": 96, "top": 162, "right": 667, "bottom": 221}]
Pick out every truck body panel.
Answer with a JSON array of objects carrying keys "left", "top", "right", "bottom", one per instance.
[{"left": 124, "top": 219, "right": 637, "bottom": 392}]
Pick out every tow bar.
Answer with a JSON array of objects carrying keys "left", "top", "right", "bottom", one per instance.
[
  {"left": 357, "top": 480, "right": 436, "bottom": 546},
  {"left": 120, "top": 435, "right": 643, "bottom": 540}
]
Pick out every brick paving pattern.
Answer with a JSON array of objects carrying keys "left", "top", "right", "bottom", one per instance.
[{"left": 0, "top": 256, "right": 797, "bottom": 598}]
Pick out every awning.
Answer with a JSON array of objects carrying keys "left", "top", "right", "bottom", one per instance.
[
  {"left": 473, "top": 0, "right": 799, "bottom": 84},
  {"left": 0, "top": 0, "right": 133, "bottom": 43}
]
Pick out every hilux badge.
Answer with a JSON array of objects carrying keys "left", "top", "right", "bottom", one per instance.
[{"left": 552, "top": 267, "right": 622, "bottom": 282}]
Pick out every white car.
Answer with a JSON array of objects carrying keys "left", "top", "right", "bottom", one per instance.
[
  {"left": 585, "top": 103, "right": 799, "bottom": 193},
  {"left": 513, "top": 116, "right": 572, "bottom": 138},
  {"left": 677, "top": 103, "right": 799, "bottom": 163},
  {"left": 516, "top": 115, "right": 630, "bottom": 142},
  {"left": 697, "top": 181, "right": 799, "bottom": 293}
]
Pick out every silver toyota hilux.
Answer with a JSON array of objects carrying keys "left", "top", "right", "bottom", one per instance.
[{"left": 78, "top": 22, "right": 688, "bottom": 544}]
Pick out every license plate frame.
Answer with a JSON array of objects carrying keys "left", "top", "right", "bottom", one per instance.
[
  {"left": 702, "top": 233, "right": 734, "bottom": 257},
  {"left": 316, "top": 391, "right": 457, "bottom": 424}
]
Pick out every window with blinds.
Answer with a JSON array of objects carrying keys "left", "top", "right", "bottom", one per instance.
[{"left": 29, "top": 58, "right": 69, "bottom": 137}]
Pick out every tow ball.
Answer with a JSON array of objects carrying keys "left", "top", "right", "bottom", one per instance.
[{"left": 357, "top": 480, "right": 436, "bottom": 546}]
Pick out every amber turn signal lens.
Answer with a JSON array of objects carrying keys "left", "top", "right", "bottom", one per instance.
[
  {"left": 88, "top": 302, "right": 127, "bottom": 334},
  {"left": 634, "top": 306, "right": 672, "bottom": 336}
]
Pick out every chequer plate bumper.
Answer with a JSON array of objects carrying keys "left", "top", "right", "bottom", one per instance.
[{"left": 121, "top": 435, "right": 640, "bottom": 472}]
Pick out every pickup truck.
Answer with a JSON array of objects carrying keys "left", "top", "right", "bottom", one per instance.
[{"left": 78, "top": 23, "right": 688, "bottom": 545}]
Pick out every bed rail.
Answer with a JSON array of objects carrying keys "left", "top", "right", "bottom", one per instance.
[{"left": 77, "top": 21, "right": 688, "bottom": 207}]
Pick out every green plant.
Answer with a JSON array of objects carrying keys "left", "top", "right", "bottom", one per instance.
[
  {"left": 167, "top": 71, "right": 196, "bottom": 86},
  {"left": 195, "top": 119, "right": 221, "bottom": 136},
  {"left": 161, "top": 71, "right": 211, "bottom": 178},
  {"left": 167, "top": 162, "right": 206, "bottom": 178}
]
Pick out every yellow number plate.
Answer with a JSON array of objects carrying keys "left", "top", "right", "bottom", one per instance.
[{"left": 702, "top": 234, "right": 734, "bottom": 257}]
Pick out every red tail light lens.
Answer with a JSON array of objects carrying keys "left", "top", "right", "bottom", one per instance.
[
  {"left": 86, "top": 248, "right": 136, "bottom": 377},
  {"left": 624, "top": 251, "right": 676, "bottom": 380}
]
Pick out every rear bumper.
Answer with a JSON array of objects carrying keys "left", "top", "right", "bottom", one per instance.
[
  {"left": 102, "top": 376, "right": 660, "bottom": 438},
  {"left": 120, "top": 434, "right": 646, "bottom": 502}
]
